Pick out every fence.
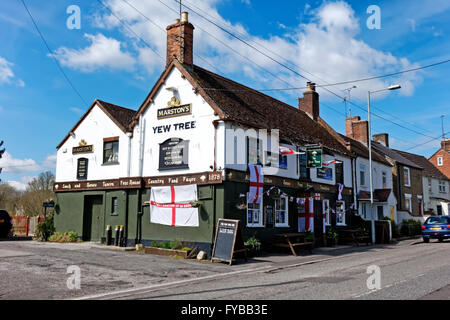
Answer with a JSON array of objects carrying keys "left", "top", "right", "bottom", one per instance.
[{"left": 11, "top": 216, "right": 44, "bottom": 236}]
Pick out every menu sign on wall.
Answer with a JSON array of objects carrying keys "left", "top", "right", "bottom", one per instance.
[
  {"left": 159, "top": 138, "right": 189, "bottom": 171},
  {"left": 77, "top": 158, "right": 88, "bottom": 180}
]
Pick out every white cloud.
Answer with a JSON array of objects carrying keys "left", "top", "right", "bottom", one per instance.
[
  {"left": 0, "top": 56, "right": 25, "bottom": 86},
  {"left": 7, "top": 176, "right": 34, "bottom": 192},
  {"left": 90, "top": 0, "right": 421, "bottom": 101},
  {"left": 41, "top": 153, "right": 57, "bottom": 170},
  {"left": 0, "top": 152, "right": 41, "bottom": 174},
  {"left": 70, "top": 107, "right": 85, "bottom": 115},
  {"left": 52, "top": 33, "right": 136, "bottom": 72}
]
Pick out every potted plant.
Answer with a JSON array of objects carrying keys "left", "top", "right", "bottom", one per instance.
[
  {"left": 244, "top": 236, "right": 262, "bottom": 257},
  {"left": 304, "top": 231, "right": 315, "bottom": 244},
  {"left": 326, "top": 229, "right": 338, "bottom": 247}
]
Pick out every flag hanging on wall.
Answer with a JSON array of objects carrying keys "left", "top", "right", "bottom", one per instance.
[
  {"left": 248, "top": 164, "right": 264, "bottom": 204},
  {"left": 305, "top": 197, "right": 314, "bottom": 232},
  {"left": 150, "top": 184, "right": 199, "bottom": 227}
]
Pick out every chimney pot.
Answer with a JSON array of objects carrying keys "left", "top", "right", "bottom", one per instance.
[{"left": 181, "top": 12, "right": 189, "bottom": 23}]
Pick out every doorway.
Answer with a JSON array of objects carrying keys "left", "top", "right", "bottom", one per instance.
[{"left": 83, "top": 195, "right": 103, "bottom": 241}]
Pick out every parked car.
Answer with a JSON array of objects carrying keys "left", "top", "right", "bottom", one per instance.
[
  {"left": 0, "top": 209, "right": 13, "bottom": 238},
  {"left": 422, "top": 216, "right": 450, "bottom": 243}
]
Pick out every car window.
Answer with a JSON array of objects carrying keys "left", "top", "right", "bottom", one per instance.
[{"left": 425, "top": 217, "right": 448, "bottom": 224}]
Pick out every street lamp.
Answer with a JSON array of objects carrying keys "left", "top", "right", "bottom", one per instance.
[{"left": 368, "top": 84, "right": 401, "bottom": 244}]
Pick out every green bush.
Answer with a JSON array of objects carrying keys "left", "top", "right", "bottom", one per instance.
[
  {"left": 34, "top": 215, "right": 55, "bottom": 241},
  {"left": 244, "top": 236, "right": 261, "bottom": 251},
  {"left": 150, "top": 240, "right": 189, "bottom": 250},
  {"left": 48, "top": 231, "right": 80, "bottom": 243},
  {"left": 400, "top": 219, "right": 422, "bottom": 236}
]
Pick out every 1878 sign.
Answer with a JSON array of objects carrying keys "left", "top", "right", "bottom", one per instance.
[{"left": 159, "top": 138, "right": 189, "bottom": 171}]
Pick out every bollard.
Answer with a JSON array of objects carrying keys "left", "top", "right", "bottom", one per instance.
[
  {"left": 114, "top": 225, "right": 120, "bottom": 246},
  {"left": 106, "top": 225, "right": 112, "bottom": 245},
  {"left": 119, "top": 225, "right": 125, "bottom": 247}
]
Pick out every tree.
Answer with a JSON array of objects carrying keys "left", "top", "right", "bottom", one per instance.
[
  {"left": 17, "top": 171, "right": 55, "bottom": 217},
  {"left": 0, "top": 183, "right": 21, "bottom": 213},
  {"left": 0, "top": 140, "right": 5, "bottom": 182}
]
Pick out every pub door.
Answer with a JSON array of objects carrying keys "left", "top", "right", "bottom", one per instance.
[
  {"left": 313, "top": 200, "right": 324, "bottom": 247},
  {"left": 83, "top": 195, "right": 103, "bottom": 241}
]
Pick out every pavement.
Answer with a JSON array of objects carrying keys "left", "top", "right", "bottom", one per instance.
[{"left": 0, "top": 238, "right": 448, "bottom": 300}]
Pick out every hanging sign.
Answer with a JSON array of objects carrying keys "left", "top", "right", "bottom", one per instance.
[{"left": 306, "top": 148, "right": 323, "bottom": 168}]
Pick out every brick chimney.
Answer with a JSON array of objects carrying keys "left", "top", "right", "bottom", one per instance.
[
  {"left": 346, "top": 116, "right": 369, "bottom": 145},
  {"left": 373, "top": 133, "right": 389, "bottom": 147},
  {"left": 298, "top": 82, "right": 319, "bottom": 121},
  {"left": 442, "top": 138, "right": 450, "bottom": 152},
  {"left": 166, "top": 12, "right": 194, "bottom": 67}
]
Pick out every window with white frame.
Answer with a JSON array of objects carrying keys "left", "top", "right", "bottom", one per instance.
[
  {"left": 403, "top": 167, "right": 411, "bottom": 186},
  {"left": 437, "top": 157, "right": 443, "bottom": 166},
  {"left": 404, "top": 194, "right": 412, "bottom": 212},
  {"left": 247, "top": 194, "right": 263, "bottom": 227},
  {"left": 439, "top": 180, "right": 446, "bottom": 193},
  {"left": 323, "top": 199, "right": 330, "bottom": 225},
  {"left": 336, "top": 201, "right": 346, "bottom": 225},
  {"left": 274, "top": 196, "right": 289, "bottom": 227},
  {"left": 360, "top": 165, "right": 366, "bottom": 186}
]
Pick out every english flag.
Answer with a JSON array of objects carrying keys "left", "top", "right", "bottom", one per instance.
[
  {"left": 322, "top": 159, "right": 343, "bottom": 166},
  {"left": 248, "top": 164, "right": 264, "bottom": 204},
  {"left": 298, "top": 197, "right": 314, "bottom": 232},
  {"left": 279, "top": 146, "right": 305, "bottom": 155},
  {"left": 150, "top": 184, "right": 199, "bottom": 227}
]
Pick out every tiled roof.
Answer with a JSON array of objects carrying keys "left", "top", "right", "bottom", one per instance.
[
  {"left": 394, "top": 149, "right": 449, "bottom": 180},
  {"left": 96, "top": 100, "right": 136, "bottom": 132},
  {"left": 371, "top": 141, "right": 422, "bottom": 169},
  {"left": 184, "top": 64, "right": 352, "bottom": 156},
  {"left": 338, "top": 134, "right": 391, "bottom": 166}
]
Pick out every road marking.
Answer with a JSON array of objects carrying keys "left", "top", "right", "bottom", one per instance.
[{"left": 73, "top": 265, "right": 274, "bottom": 300}]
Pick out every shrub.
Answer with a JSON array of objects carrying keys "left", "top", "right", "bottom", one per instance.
[
  {"left": 48, "top": 231, "right": 80, "bottom": 243},
  {"left": 400, "top": 219, "right": 422, "bottom": 236},
  {"left": 34, "top": 215, "right": 55, "bottom": 241},
  {"left": 244, "top": 236, "right": 261, "bottom": 251}
]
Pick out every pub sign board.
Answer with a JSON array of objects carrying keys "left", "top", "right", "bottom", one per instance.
[
  {"left": 72, "top": 145, "right": 94, "bottom": 155},
  {"left": 159, "top": 138, "right": 189, "bottom": 171},
  {"left": 306, "top": 148, "right": 323, "bottom": 168},
  {"left": 211, "top": 219, "right": 247, "bottom": 266},
  {"left": 77, "top": 158, "right": 88, "bottom": 180},
  {"left": 317, "top": 167, "right": 333, "bottom": 180},
  {"left": 157, "top": 104, "right": 192, "bottom": 120}
]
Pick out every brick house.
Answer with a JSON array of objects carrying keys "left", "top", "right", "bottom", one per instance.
[
  {"left": 370, "top": 134, "right": 425, "bottom": 223},
  {"left": 429, "top": 138, "right": 450, "bottom": 179}
]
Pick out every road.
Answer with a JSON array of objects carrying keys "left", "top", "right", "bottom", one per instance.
[{"left": 1, "top": 239, "right": 449, "bottom": 300}]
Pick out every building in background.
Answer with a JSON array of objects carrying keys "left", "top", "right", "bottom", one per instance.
[
  {"left": 429, "top": 138, "right": 450, "bottom": 179},
  {"left": 370, "top": 134, "right": 425, "bottom": 223},
  {"left": 395, "top": 150, "right": 450, "bottom": 216}
]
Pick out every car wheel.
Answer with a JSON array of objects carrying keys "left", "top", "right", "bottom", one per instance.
[{"left": 423, "top": 238, "right": 430, "bottom": 243}]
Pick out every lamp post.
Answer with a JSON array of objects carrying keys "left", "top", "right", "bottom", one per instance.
[{"left": 368, "top": 84, "right": 401, "bottom": 244}]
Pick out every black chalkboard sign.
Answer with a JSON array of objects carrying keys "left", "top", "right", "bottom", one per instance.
[
  {"left": 158, "top": 138, "right": 189, "bottom": 171},
  {"left": 77, "top": 158, "right": 88, "bottom": 180},
  {"left": 211, "top": 219, "right": 247, "bottom": 265}
]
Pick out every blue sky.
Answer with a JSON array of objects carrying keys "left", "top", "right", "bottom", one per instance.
[{"left": 0, "top": 0, "right": 449, "bottom": 190}]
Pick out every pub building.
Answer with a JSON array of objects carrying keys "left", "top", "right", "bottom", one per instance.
[{"left": 54, "top": 13, "right": 361, "bottom": 254}]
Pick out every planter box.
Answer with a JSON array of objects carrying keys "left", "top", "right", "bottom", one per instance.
[{"left": 144, "top": 247, "right": 191, "bottom": 258}]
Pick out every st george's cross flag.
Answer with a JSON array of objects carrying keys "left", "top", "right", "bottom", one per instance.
[
  {"left": 248, "top": 164, "right": 264, "bottom": 204},
  {"left": 150, "top": 184, "right": 199, "bottom": 227},
  {"left": 279, "top": 146, "right": 305, "bottom": 155},
  {"left": 298, "top": 197, "right": 314, "bottom": 232}
]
